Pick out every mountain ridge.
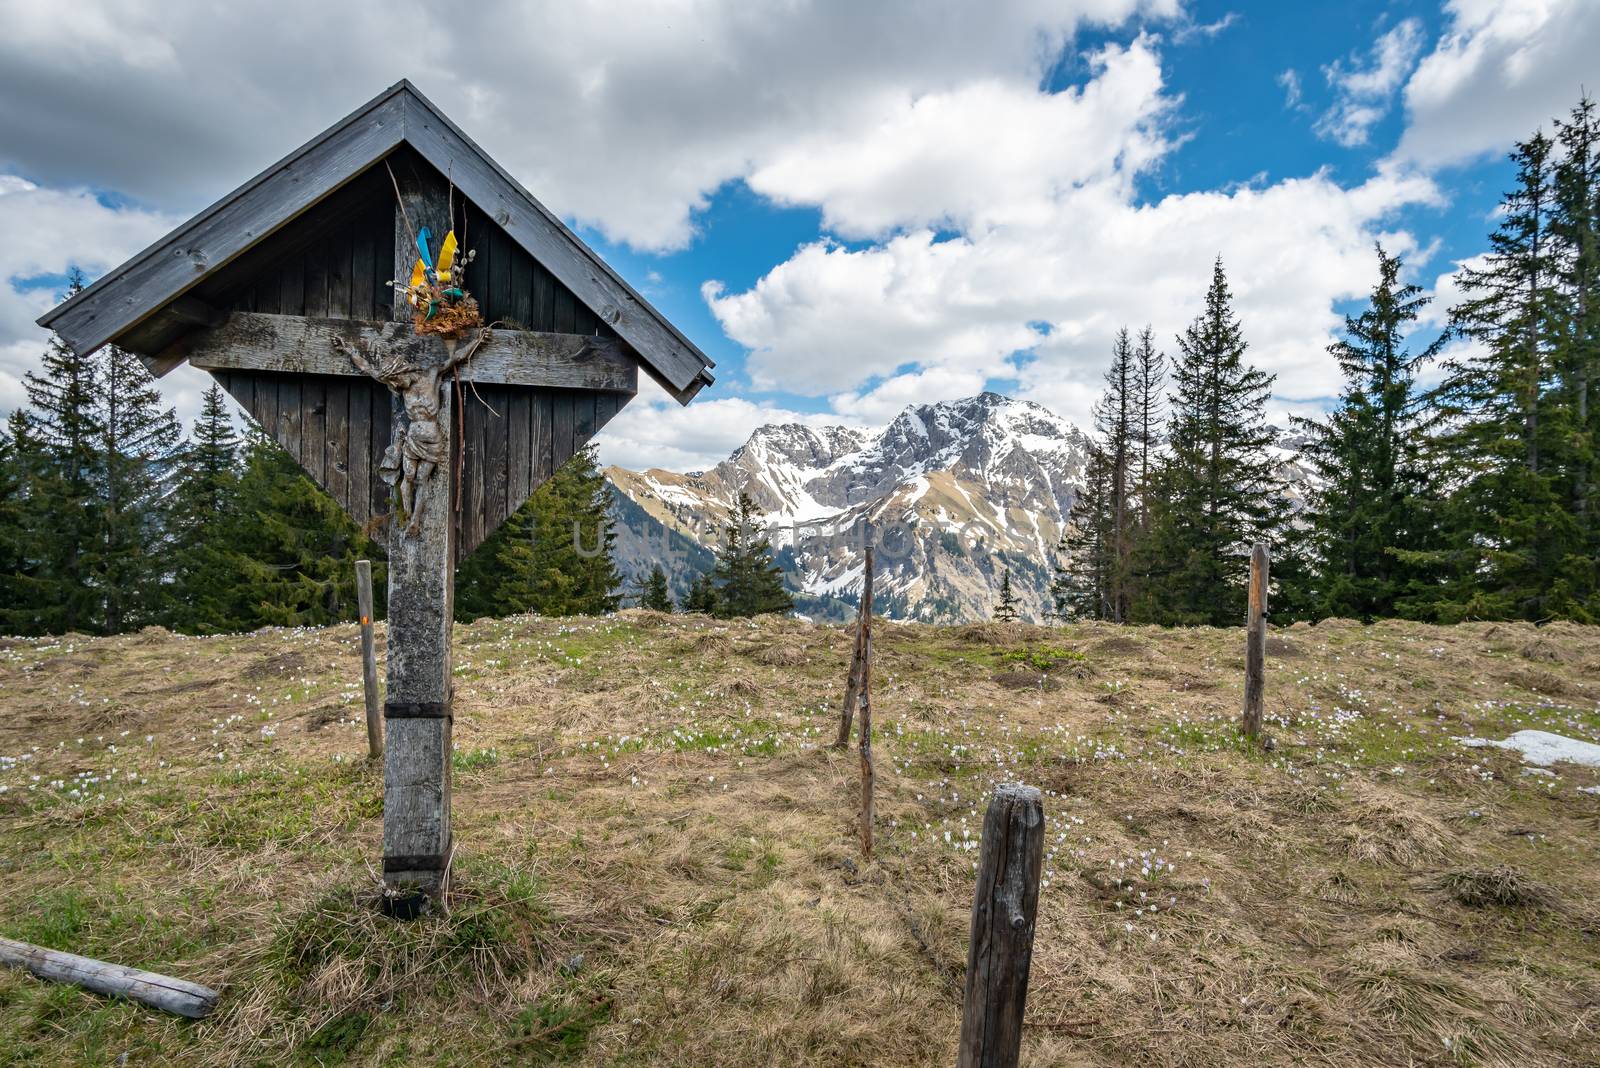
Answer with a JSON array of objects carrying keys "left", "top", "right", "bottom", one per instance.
[{"left": 605, "top": 392, "right": 1092, "bottom": 622}]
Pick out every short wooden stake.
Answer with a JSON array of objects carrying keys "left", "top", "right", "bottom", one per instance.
[
  {"left": 0, "top": 937, "right": 219, "bottom": 1019},
  {"left": 957, "top": 783, "right": 1044, "bottom": 1068},
  {"left": 1242, "top": 542, "right": 1269, "bottom": 742},
  {"left": 356, "top": 559, "right": 382, "bottom": 760},
  {"left": 857, "top": 544, "right": 875, "bottom": 857}
]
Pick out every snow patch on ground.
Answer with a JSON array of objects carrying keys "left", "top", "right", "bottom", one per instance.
[{"left": 1459, "top": 730, "right": 1600, "bottom": 768}]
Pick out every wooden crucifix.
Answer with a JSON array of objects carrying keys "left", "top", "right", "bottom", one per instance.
[{"left": 38, "top": 81, "right": 715, "bottom": 911}]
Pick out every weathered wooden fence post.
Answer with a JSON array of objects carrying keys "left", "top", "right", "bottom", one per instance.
[
  {"left": 834, "top": 521, "right": 873, "bottom": 749},
  {"left": 356, "top": 559, "right": 382, "bottom": 760},
  {"left": 833, "top": 615, "right": 865, "bottom": 749},
  {"left": 381, "top": 170, "right": 456, "bottom": 911},
  {"left": 857, "top": 543, "right": 875, "bottom": 857},
  {"left": 1242, "top": 541, "right": 1269, "bottom": 743},
  {"left": 957, "top": 782, "right": 1043, "bottom": 1068}
]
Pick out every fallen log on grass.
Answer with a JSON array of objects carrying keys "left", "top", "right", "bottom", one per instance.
[{"left": 0, "top": 936, "right": 218, "bottom": 1018}]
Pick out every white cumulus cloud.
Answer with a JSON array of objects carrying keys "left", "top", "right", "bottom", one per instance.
[
  {"left": 1397, "top": 0, "right": 1600, "bottom": 168},
  {"left": 1314, "top": 18, "right": 1425, "bottom": 148}
]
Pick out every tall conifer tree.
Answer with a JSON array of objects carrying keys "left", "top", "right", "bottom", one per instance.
[
  {"left": 1058, "top": 441, "right": 1114, "bottom": 619},
  {"left": 639, "top": 565, "right": 673, "bottom": 612},
  {"left": 1296, "top": 246, "right": 1443, "bottom": 620},
  {"left": 21, "top": 272, "right": 101, "bottom": 633},
  {"left": 220, "top": 429, "right": 380, "bottom": 629},
  {"left": 1434, "top": 132, "right": 1582, "bottom": 619},
  {"left": 168, "top": 384, "right": 244, "bottom": 633},
  {"left": 992, "top": 569, "right": 1021, "bottom": 623},
  {"left": 1131, "top": 325, "right": 1166, "bottom": 532},
  {"left": 1093, "top": 329, "right": 1136, "bottom": 621},
  {"left": 96, "top": 347, "right": 180, "bottom": 632},
  {"left": 710, "top": 491, "right": 792, "bottom": 617},
  {"left": 456, "top": 445, "right": 621, "bottom": 619},
  {"left": 1136, "top": 258, "right": 1284, "bottom": 626},
  {"left": 1552, "top": 95, "right": 1600, "bottom": 604}
]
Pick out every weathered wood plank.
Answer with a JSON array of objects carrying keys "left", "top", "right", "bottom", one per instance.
[
  {"left": 178, "top": 312, "right": 637, "bottom": 393},
  {"left": 490, "top": 226, "right": 513, "bottom": 327},
  {"left": 323, "top": 375, "right": 350, "bottom": 508},
  {"left": 483, "top": 386, "right": 509, "bottom": 554},
  {"left": 304, "top": 244, "right": 330, "bottom": 319},
  {"left": 531, "top": 390, "right": 553, "bottom": 486},
  {"left": 535, "top": 259, "right": 555, "bottom": 333},
  {"left": 507, "top": 388, "right": 531, "bottom": 505},
  {"left": 574, "top": 392, "right": 598, "bottom": 446},
  {"left": 347, "top": 380, "right": 372, "bottom": 527},
  {"left": 593, "top": 391, "right": 621, "bottom": 434},
  {"left": 300, "top": 376, "right": 326, "bottom": 487},
  {"left": 509, "top": 239, "right": 534, "bottom": 329},
  {"left": 553, "top": 392, "right": 576, "bottom": 474},
  {"left": 957, "top": 784, "right": 1044, "bottom": 1068},
  {"left": 251, "top": 370, "right": 279, "bottom": 432},
  {"left": 460, "top": 381, "right": 486, "bottom": 559},
  {"left": 0, "top": 937, "right": 219, "bottom": 1019},
  {"left": 329, "top": 228, "right": 354, "bottom": 320},
  {"left": 276, "top": 377, "right": 303, "bottom": 461},
  {"left": 351, "top": 214, "right": 377, "bottom": 322}
]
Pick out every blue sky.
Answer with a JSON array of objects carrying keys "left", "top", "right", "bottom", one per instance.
[{"left": 0, "top": 0, "right": 1594, "bottom": 470}]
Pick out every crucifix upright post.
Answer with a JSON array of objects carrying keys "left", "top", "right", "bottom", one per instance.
[{"left": 381, "top": 168, "right": 455, "bottom": 906}]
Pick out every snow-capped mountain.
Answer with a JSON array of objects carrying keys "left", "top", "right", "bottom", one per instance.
[
  {"left": 606, "top": 391, "right": 1318, "bottom": 622},
  {"left": 606, "top": 392, "right": 1093, "bottom": 622}
]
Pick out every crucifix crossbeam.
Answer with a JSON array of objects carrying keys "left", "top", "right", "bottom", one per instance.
[{"left": 171, "top": 312, "right": 638, "bottom": 393}]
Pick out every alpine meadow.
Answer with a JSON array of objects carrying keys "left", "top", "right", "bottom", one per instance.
[{"left": 2, "top": 4, "right": 1599, "bottom": 1067}]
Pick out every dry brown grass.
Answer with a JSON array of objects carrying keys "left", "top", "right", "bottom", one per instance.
[{"left": 2, "top": 615, "right": 1599, "bottom": 1065}]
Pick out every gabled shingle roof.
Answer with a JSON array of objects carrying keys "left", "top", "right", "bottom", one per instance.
[{"left": 37, "top": 80, "right": 714, "bottom": 403}]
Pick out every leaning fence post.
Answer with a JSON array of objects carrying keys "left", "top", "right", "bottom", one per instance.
[
  {"left": 958, "top": 783, "right": 1044, "bottom": 1068},
  {"left": 356, "top": 559, "right": 382, "bottom": 760},
  {"left": 1242, "top": 542, "right": 1269, "bottom": 743}
]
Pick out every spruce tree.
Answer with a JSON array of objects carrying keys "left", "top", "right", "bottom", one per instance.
[
  {"left": 992, "top": 568, "right": 1021, "bottom": 623},
  {"left": 1136, "top": 258, "right": 1285, "bottom": 626},
  {"left": 1132, "top": 325, "right": 1166, "bottom": 531},
  {"left": 1092, "top": 329, "right": 1137, "bottom": 621},
  {"left": 710, "top": 492, "right": 792, "bottom": 617},
  {"left": 1434, "top": 131, "right": 1582, "bottom": 619},
  {"left": 1058, "top": 441, "right": 1114, "bottom": 619},
  {"left": 0, "top": 418, "right": 24, "bottom": 625},
  {"left": 639, "top": 565, "right": 673, "bottom": 612},
  {"left": 168, "top": 384, "right": 244, "bottom": 633},
  {"left": 1552, "top": 94, "right": 1600, "bottom": 608},
  {"left": 220, "top": 428, "right": 381, "bottom": 629},
  {"left": 96, "top": 347, "right": 180, "bottom": 632},
  {"left": 1046, "top": 531, "right": 1073, "bottom": 622},
  {"left": 1295, "top": 246, "right": 1444, "bottom": 620},
  {"left": 21, "top": 272, "right": 102, "bottom": 634},
  {"left": 456, "top": 445, "right": 621, "bottom": 619},
  {"left": 682, "top": 571, "right": 718, "bottom": 614}
]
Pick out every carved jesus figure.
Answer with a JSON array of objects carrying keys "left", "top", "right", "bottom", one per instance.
[{"left": 337, "top": 331, "right": 488, "bottom": 537}]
